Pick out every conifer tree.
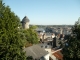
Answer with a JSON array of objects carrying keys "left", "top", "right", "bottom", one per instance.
[
  {"left": 0, "top": 1, "right": 26, "bottom": 60},
  {"left": 62, "top": 17, "right": 80, "bottom": 60}
]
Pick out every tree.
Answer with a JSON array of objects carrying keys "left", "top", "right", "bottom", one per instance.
[
  {"left": 22, "top": 26, "right": 39, "bottom": 47},
  {"left": 26, "top": 56, "right": 33, "bottom": 60},
  {"left": 0, "top": 1, "right": 26, "bottom": 60},
  {"left": 62, "top": 18, "right": 80, "bottom": 60}
]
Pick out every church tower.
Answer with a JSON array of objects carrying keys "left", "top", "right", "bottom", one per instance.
[{"left": 21, "top": 16, "right": 30, "bottom": 29}]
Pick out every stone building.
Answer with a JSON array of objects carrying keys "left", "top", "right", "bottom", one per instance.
[{"left": 21, "top": 16, "right": 30, "bottom": 29}]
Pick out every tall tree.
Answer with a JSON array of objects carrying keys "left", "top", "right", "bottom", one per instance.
[
  {"left": 62, "top": 17, "right": 80, "bottom": 60},
  {"left": 22, "top": 26, "right": 39, "bottom": 47},
  {"left": 0, "top": 1, "right": 26, "bottom": 60}
]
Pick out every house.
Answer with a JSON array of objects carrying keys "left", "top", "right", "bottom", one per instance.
[
  {"left": 38, "top": 42, "right": 63, "bottom": 60},
  {"left": 23, "top": 44, "right": 49, "bottom": 60},
  {"left": 38, "top": 42, "right": 52, "bottom": 53},
  {"left": 50, "top": 48, "right": 63, "bottom": 60},
  {"left": 35, "top": 28, "right": 45, "bottom": 33}
]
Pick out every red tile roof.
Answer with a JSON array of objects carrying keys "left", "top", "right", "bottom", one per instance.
[{"left": 52, "top": 50, "right": 63, "bottom": 60}]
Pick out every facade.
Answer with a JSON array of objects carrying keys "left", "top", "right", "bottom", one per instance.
[
  {"left": 43, "top": 54, "right": 50, "bottom": 60},
  {"left": 21, "top": 16, "right": 30, "bottom": 29}
]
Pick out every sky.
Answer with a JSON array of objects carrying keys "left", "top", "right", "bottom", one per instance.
[{"left": 3, "top": 0, "right": 80, "bottom": 25}]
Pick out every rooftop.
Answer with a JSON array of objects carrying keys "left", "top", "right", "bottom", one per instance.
[
  {"left": 23, "top": 44, "right": 48, "bottom": 59},
  {"left": 50, "top": 48, "right": 63, "bottom": 60},
  {"left": 21, "top": 16, "right": 30, "bottom": 23}
]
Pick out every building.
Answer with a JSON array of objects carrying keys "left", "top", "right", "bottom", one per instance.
[
  {"left": 38, "top": 43, "right": 52, "bottom": 53},
  {"left": 23, "top": 44, "right": 49, "bottom": 60},
  {"left": 50, "top": 49, "right": 63, "bottom": 60},
  {"left": 36, "top": 28, "right": 45, "bottom": 33},
  {"left": 21, "top": 16, "right": 30, "bottom": 29},
  {"left": 38, "top": 42, "right": 63, "bottom": 60}
]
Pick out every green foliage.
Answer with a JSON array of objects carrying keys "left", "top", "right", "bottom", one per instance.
[
  {"left": 62, "top": 18, "right": 80, "bottom": 60},
  {"left": 26, "top": 56, "right": 33, "bottom": 60},
  {"left": 0, "top": 1, "right": 26, "bottom": 60},
  {"left": 22, "top": 26, "right": 39, "bottom": 45},
  {"left": 30, "top": 25, "right": 37, "bottom": 29}
]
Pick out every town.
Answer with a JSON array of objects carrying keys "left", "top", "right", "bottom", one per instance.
[
  {"left": 0, "top": 0, "right": 80, "bottom": 60},
  {"left": 21, "top": 16, "right": 79, "bottom": 60}
]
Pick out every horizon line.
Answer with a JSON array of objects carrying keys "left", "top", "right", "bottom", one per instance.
[{"left": 30, "top": 24, "right": 74, "bottom": 25}]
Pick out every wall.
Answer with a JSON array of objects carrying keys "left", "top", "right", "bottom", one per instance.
[
  {"left": 25, "top": 22, "right": 29, "bottom": 29},
  {"left": 22, "top": 22, "right": 29, "bottom": 29},
  {"left": 44, "top": 54, "right": 50, "bottom": 60}
]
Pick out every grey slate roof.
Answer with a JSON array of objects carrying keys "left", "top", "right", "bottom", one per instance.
[
  {"left": 38, "top": 43, "right": 52, "bottom": 49},
  {"left": 23, "top": 44, "right": 48, "bottom": 59},
  {"left": 35, "top": 28, "right": 45, "bottom": 32},
  {"left": 21, "top": 16, "right": 30, "bottom": 23}
]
